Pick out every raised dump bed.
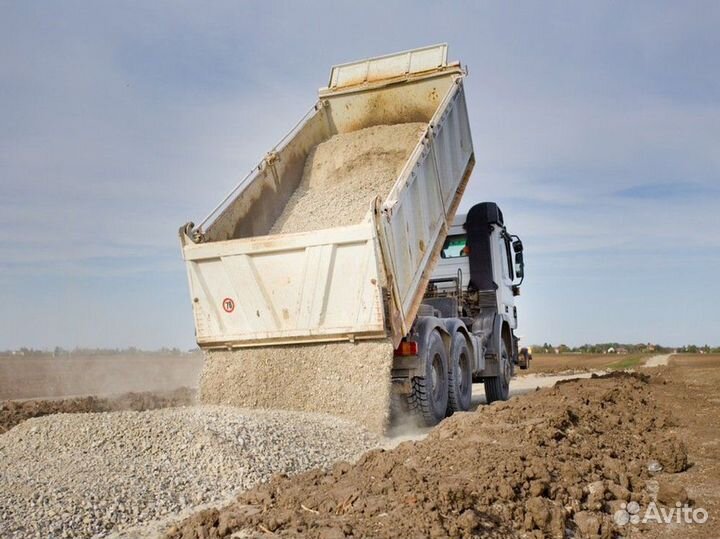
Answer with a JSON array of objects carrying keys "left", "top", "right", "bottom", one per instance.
[
  {"left": 180, "top": 44, "right": 474, "bottom": 351},
  {"left": 180, "top": 45, "right": 475, "bottom": 431}
]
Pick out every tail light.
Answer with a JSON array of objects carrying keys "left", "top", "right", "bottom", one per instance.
[{"left": 394, "top": 341, "right": 419, "bottom": 356}]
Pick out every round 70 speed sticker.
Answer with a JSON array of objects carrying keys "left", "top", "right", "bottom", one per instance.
[{"left": 222, "top": 297, "right": 235, "bottom": 313}]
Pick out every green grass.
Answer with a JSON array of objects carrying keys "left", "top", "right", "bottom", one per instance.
[{"left": 607, "top": 354, "right": 645, "bottom": 370}]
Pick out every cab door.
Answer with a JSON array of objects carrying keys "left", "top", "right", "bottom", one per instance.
[{"left": 493, "top": 231, "right": 517, "bottom": 329}]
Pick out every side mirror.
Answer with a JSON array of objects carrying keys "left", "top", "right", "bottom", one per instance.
[
  {"left": 511, "top": 236, "right": 525, "bottom": 282},
  {"left": 514, "top": 252, "right": 524, "bottom": 279}
]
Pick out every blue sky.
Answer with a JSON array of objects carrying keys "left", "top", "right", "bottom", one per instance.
[{"left": 1, "top": 1, "right": 718, "bottom": 349}]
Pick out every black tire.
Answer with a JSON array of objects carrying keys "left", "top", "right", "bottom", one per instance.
[
  {"left": 519, "top": 347, "right": 530, "bottom": 369},
  {"left": 407, "top": 330, "right": 449, "bottom": 426},
  {"left": 447, "top": 332, "right": 472, "bottom": 413},
  {"left": 484, "top": 338, "right": 512, "bottom": 403}
]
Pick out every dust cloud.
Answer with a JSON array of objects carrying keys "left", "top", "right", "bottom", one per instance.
[{"left": 0, "top": 353, "right": 203, "bottom": 401}]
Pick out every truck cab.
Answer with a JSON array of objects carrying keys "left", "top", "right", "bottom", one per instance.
[
  {"left": 433, "top": 202, "right": 524, "bottom": 326},
  {"left": 392, "top": 202, "right": 526, "bottom": 426}
]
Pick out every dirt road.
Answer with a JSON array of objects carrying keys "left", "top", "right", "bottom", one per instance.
[
  {"left": 529, "top": 352, "right": 652, "bottom": 374},
  {"left": 643, "top": 354, "right": 672, "bottom": 368}
]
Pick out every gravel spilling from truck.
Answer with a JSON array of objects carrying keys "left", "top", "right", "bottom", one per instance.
[
  {"left": 269, "top": 123, "right": 425, "bottom": 234},
  {"left": 197, "top": 123, "right": 427, "bottom": 433},
  {"left": 200, "top": 340, "right": 394, "bottom": 433},
  {"left": 0, "top": 406, "right": 382, "bottom": 538}
]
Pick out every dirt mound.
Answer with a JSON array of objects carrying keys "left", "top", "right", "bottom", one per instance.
[
  {"left": 166, "top": 373, "right": 687, "bottom": 539},
  {"left": 0, "top": 387, "right": 195, "bottom": 434},
  {"left": 269, "top": 123, "right": 425, "bottom": 234}
]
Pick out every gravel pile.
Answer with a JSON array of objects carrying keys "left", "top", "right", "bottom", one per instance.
[
  {"left": 0, "top": 406, "right": 382, "bottom": 538},
  {"left": 201, "top": 340, "right": 394, "bottom": 433},
  {"left": 269, "top": 123, "right": 425, "bottom": 234}
]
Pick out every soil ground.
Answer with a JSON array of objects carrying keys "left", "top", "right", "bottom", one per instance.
[
  {"left": 639, "top": 353, "right": 720, "bottom": 539},
  {"left": 528, "top": 353, "right": 652, "bottom": 375},
  {"left": 165, "top": 354, "right": 720, "bottom": 539}
]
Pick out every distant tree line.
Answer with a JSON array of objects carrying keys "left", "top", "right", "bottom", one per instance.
[
  {"left": 3, "top": 343, "right": 718, "bottom": 358},
  {"left": 0, "top": 347, "right": 200, "bottom": 358},
  {"left": 529, "top": 343, "right": 720, "bottom": 354}
]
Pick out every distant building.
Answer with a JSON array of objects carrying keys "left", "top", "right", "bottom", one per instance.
[{"left": 607, "top": 347, "right": 616, "bottom": 354}]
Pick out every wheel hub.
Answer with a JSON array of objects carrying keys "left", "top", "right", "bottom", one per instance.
[{"left": 431, "top": 354, "right": 443, "bottom": 400}]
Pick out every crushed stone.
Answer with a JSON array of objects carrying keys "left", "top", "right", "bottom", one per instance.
[
  {"left": 0, "top": 406, "right": 382, "bottom": 539},
  {"left": 269, "top": 123, "right": 425, "bottom": 234}
]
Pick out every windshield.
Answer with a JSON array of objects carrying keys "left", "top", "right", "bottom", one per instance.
[{"left": 441, "top": 234, "right": 467, "bottom": 258}]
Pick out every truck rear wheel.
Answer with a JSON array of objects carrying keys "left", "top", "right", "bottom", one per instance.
[
  {"left": 484, "top": 339, "right": 511, "bottom": 403},
  {"left": 408, "top": 330, "right": 449, "bottom": 426},
  {"left": 447, "top": 332, "right": 472, "bottom": 413}
]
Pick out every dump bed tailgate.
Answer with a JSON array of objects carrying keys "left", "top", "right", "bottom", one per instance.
[{"left": 182, "top": 221, "right": 386, "bottom": 348}]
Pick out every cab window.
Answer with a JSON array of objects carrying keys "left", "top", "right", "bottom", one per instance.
[{"left": 441, "top": 234, "right": 468, "bottom": 258}]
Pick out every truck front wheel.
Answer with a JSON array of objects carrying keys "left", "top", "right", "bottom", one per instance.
[
  {"left": 408, "top": 329, "right": 449, "bottom": 426},
  {"left": 484, "top": 339, "right": 511, "bottom": 403}
]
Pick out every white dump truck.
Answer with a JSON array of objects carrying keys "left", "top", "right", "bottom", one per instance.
[{"left": 179, "top": 45, "right": 526, "bottom": 428}]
